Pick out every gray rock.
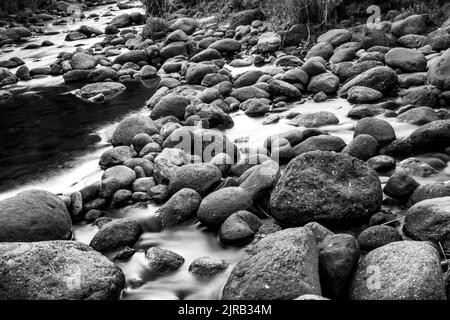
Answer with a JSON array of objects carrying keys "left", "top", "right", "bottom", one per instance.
[
  {"left": 291, "top": 135, "right": 346, "bottom": 156},
  {"left": 145, "top": 247, "right": 184, "bottom": 274},
  {"left": 0, "top": 190, "right": 72, "bottom": 242},
  {"left": 111, "top": 115, "right": 159, "bottom": 146},
  {"left": 151, "top": 94, "right": 190, "bottom": 120},
  {"left": 222, "top": 227, "right": 321, "bottom": 300},
  {"left": 99, "top": 165, "right": 136, "bottom": 198},
  {"left": 168, "top": 163, "right": 222, "bottom": 195},
  {"left": 357, "top": 225, "right": 402, "bottom": 251},
  {"left": 339, "top": 66, "right": 398, "bottom": 96},
  {"left": 219, "top": 211, "right": 261, "bottom": 246},
  {"left": 90, "top": 218, "right": 142, "bottom": 253},
  {"left": 189, "top": 256, "right": 228, "bottom": 277},
  {"left": 385, "top": 47, "right": 426, "bottom": 72},
  {"left": 157, "top": 188, "right": 202, "bottom": 228},
  {"left": 354, "top": 117, "right": 396, "bottom": 146},
  {"left": 270, "top": 151, "right": 382, "bottom": 227},
  {"left": 197, "top": 187, "right": 253, "bottom": 229},
  {"left": 349, "top": 241, "right": 446, "bottom": 300},
  {"left": 308, "top": 72, "right": 340, "bottom": 94},
  {"left": 342, "top": 134, "right": 378, "bottom": 161},
  {"left": 0, "top": 241, "right": 125, "bottom": 299}
]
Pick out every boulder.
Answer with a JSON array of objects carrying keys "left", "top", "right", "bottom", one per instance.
[
  {"left": 186, "top": 63, "right": 219, "bottom": 84},
  {"left": 428, "top": 49, "right": 450, "bottom": 91},
  {"left": 349, "top": 241, "right": 446, "bottom": 300},
  {"left": 0, "top": 190, "right": 72, "bottom": 242},
  {"left": 270, "top": 151, "right": 382, "bottom": 227},
  {"left": 90, "top": 219, "right": 142, "bottom": 253},
  {"left": 219, "top": 211, "right": 261, "bottom": 246},
  {"left": 357, "top": 225, "right": 402, "bottom": 252},
  {"left": 229, "top": 9, "right": 265, "bottom": 29},
  {"left": 189, "top": 257, "right": 228, "bottom": 277},
  {"left": 288, "top": 111, "right": 339, "bottom": 128},
  {"left": 0, "top": 68, "right": 17, "bottom": 87},
  {"left": 391, "top": 15, "right": 426, "bottom": 37},
  {"left": 257, "top": 32, "right": 281, "bottom": 53},
  {"left": 403, "top": 197, "right": 450, "bottom": 252},
  {"left": 354, "top": 117, "right": 396, "bottom": 146},
  {"left": 305, "top": 42, "right": 334, "bottom": 60},
  {"left": 197, "top": 187, "right": 253, "bottom": 229},
  {"left": 150, "top": 94, "right": 190, "bottom": 120},
  {"left": 208, "top": 39, "right": 241, "bottom": 54},
  {"left": 317, "top": 29, "right": 352, "bottom": 47},
  {"left": 111, "top": 115, "right": 159, "bottom": 146},
  {"left": 70, "top": 52, "right": 97, "bottom": 70},
  {"left": 168, "top": 163, "right": 222, "bottom": 195},
  {"left": 342, "top": 134, "right": 378, "bottom": 161},
  {"left": 222, "top": 228, "right": 321, "bottom": 300},
  {"left": 307, "top": 72, "right": 340, "bottom": 94},
  {"left": 385, "top": 48, "right": 426, "bottom": 72},
  {"left": 0, "top": 241, "right": 125, "bottom": 299},
  {"left": 339, "top": 66, "right": 398, "bottom": 96},
  {"left": 347, "top": 86, "right": 383, "bottom": 103},
  {"left": 397, "top": 107, "right": 439, "bottom": 125},
  {"left": 291, "top": 135, "right": 346, "bottom": 156},
  {"left": 407, "top": 120, "right": 450, "bottom": 153},
  {"left": 145, "top": 247, "right": 184, "bottom": 274},
  {"left": 99, "top": 146, "right": 134, "bottom": 169},
  {"left": 99, "top": 165, "right": 136, "bottom": 198},
  {"left": 157, "top": 188, "right": 202, "bottom": 228},
  {"left": 76, "top": 82, "right": 126, "bottom": 102}
]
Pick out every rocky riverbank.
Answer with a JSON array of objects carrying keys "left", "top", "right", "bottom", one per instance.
[{"left": 1, "top": 0, "right": 450, "bottom": 300}]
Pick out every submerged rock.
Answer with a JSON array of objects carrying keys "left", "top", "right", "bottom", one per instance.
[{"left": 76, "top": 82, "right": 126, "bottom": 103}]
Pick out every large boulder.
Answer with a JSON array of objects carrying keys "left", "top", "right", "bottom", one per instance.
[
  {"left": 270, "top": 151, "right": 382, "bottom": 227},
  {"left": 403, "top": 197, "right": 450, "bottom": 252},
  {"left": 99, "top": 165, "right": 136, "bottom": 198},
  {"left": 349, "top": 241, "right": 446, "bottom": 300},
  {"left": 0, "top": 241, "right": 125, "bottom": 300},
  {"left": 428, "top": 49, "right": 450, "bottom": 91},
  {"left": 156, "top": 188, "right": 202, "bottom": 228},
  {"left": 70, "top": 52, "right": 98, "bottom": 70},
  {"left": 307, "top": 72, "right": 340, "bottom": 94},
  {"left": 385, "top": 48, "right": 426, "bottom": 73},
  {"left": 317, "top": 29, "right": 352, "bottom": 47},
  {"left": 111, "top": 115, "right": 159, "bottom": 146},
  {"left": 186, "top": 63, "right": 220, "bottom": 84},
  {"left": 0, "top": 190, "right": 72, "bottom": 242},
  {"left": 339, "top": 66, "right": 398, "bottom": 96},
  {"left": 354, "top": 117, "right": 396, "bottom": 146},
  {"left": 222, "top": 228, "right": 321, "bottom": 299}
]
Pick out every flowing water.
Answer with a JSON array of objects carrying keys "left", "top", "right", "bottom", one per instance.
[{"left": 1, "top": 2, "right": 450, "bottom": 300}]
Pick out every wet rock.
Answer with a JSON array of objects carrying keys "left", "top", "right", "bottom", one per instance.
[
  {"left": 289, "top": 111, "right": 339, "bottom": 128},
  {"left": 354, "top": 117, "right": 396, "bottom": 146},
  {"left": 300, "top": 57, "right": 327, "bottom": 77},
  {"left": 385, "top": 48, "right": 426, "bottom": 72},
  {"left": 112, "top": 115, "right": 159, "bottom": 147},
  {"left": 110, "top": 13, "right": 130, "bottom": 28},
  {"left": 339, "top": 66, "right": 398, "bottom": 96},
  {"left": 0, "top": 68, "right": 17, "bottom": 87},
  {"left": 186, "top": 103, "right": 233, "bottom": 128},
  {"left": 239, "top": 160, "right": 280, "bottom": 200},
  {"left": 404, "top": 197, "right": 450, "bottom": 252},
  {"left": 427, "top": 29, "right": 450, "bottom": 51},
  {"left": 76, "top": 82, "right": 126, "bottom": 103},
  {"left": 391, "top": 14, "right": 426, "bottom": 37},
  {"left": 0, "top": 27, "right": 31, "bottom": 42},
  {"left": 219, "top": 211, "right": 261, "bottom": 246},
  {"left": 279, "top": 23, "right": 309, "bottom": 47},
  {"left": 197, "top": 187, "right": 253, "bottom": 229},
  {"left": 397, "top": 107, "right": 439, "bottom": 125},
  {"left": 304, "top": 222, "right": 334, "bottom": 244},
  {"left": 349, "top": 241, "right": 446, "bottom": 300},
  {"left": 15, "top": 65, "right": 30, "bottom": 80},
  {"left": 357, "top": 225, "right": 402, "bottom": 252},
  {"left": 308, "top": 72, "right": 340, "bottom": 94},
  {"left": 111, "top": 189, "right": 132, "bottom": 208},
  {"left": 398, "top": 158, "right": 438, "bottom": 177},
  {"left": 347, "top": 86, "right": 383, "bottom": 103},
  {"left": 63, "top": 70, "right": 90, "bottom": 83},
  {"left": 0, "top": 190, "right": 72, "bottom": 242},
  {"left": 189, "top": 257, "right": 228, "bottom": 277},
  {"left": 145, "top": 247, "right": 184, "bottom": 274},
  {"left": 407, "top": 120, "right": 450, "bottom": 153},
  {"left": 0, "top": 241, "right": 125, "bottom": 299},
  {"left": 123, "top": 158, "right": 154, "bottom": 177},
  {"left": 99, "top": 146, "right": 134, "bottom": 169},
  {"left": 157, "top": 188, "right": 202, "bottom": 228},
  {"left": 149, "top": 184, "right": 170, "bottom": 203},
  {"left": 366, "top": 155, "right": 396, "bottom": 172},
  {"left": 408, "top": 181, "right": 450, "bottom": 206},
  {"left": 99, "top": 165, "right": 136, "bottom": 198},
  {"left": 90, "top": 218, "right": 142, "bottom": 253},
  {"left": 65, "top": 31, "right": 87, "bottom": 41},
  {"left": 87, "top": 67, "right": 118, "bottom": 82},
  {"left": 342, "top": 134, "right": 378, "bottom": 161},
  {"left": 71, "top": 52, "right": 97, "bottom": 70},
  {"left": 279, "top": 69, "right": 309, "bottom": 85},
  {"left": 318, "top": 234, "right": 360, "bottom": 299},
  {"left": 85, "top": 209, "right": 105, "bottom": 223},
  {"left": 330, "top": 42, "right": 361, "bottom": 63},
  {"left": 383, "top": 172, "right": 419, "bottom": 201},
  {"left": 270, "top": 151, "right": 382, "bottom": 227},
  {"left": 240, "top": 98, "right": 270, "bottom": 117},
  {"left": 160, "top": 41, "right": 187, "bottom": 60},
  {"left": 168, "top": 163, "right": 222, "bottom": 195},
  {"left": 150, "top": 94, "right": 190, "bottom": 120},
  {"left": 397, "top": 85, "right": 440, "bottom": 108},
  {"left": 222, "top": 227, "right": 321, "bottom": 300},
  {"left": 397, "top": 34, "right": 427, "bottom": 48},
  {"left": 291, "top": 135, "right": 346, "bottom": 156},
  {"left": 132, "top": 177, "right": 156, "bottom": 194}
]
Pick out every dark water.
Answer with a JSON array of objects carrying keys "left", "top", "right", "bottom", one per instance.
[{"left": 0, "top": 80, "right": 159, "bottom": 192}]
